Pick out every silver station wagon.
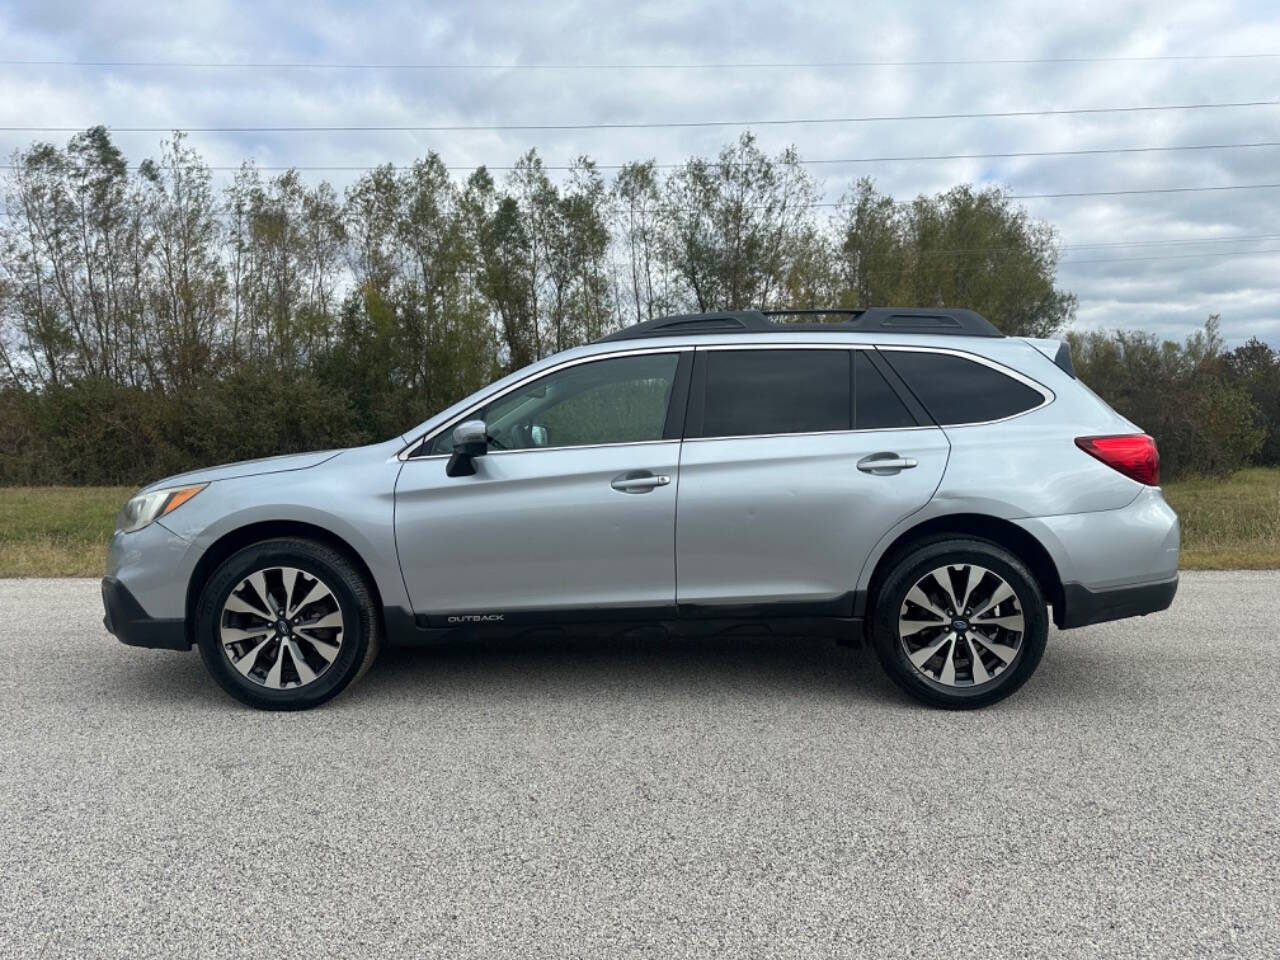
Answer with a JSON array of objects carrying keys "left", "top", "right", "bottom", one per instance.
[{"left": 103, "top": 307, "right": 1179, "bottom": 710}]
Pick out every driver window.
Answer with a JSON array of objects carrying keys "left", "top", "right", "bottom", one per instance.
[{"left": 430, "top": 352, "right": 680, "bottom": 454}]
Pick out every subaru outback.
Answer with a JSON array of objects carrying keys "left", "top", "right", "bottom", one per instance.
[{"left": 102, "top": 307, "right": 1179, "bottom": 710}]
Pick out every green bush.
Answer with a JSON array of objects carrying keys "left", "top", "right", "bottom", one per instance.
[
  {"left": 0, "top": 371, "right": 366, "bottom": 487},
  {"left": 1068, "top": 318, "right": 1266, "bottom": 480}
]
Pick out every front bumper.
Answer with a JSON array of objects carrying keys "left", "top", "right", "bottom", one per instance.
[
  {"left": 101, "top": 577, "right": 189, "bottom": 650},
  {"left": 1056, "top": 574, "right": 1179, "bottom": 629}
]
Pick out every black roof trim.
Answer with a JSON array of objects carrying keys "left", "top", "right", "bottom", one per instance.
[{"left": 595, "top": 307, "right": 1004, "bottom": 342}]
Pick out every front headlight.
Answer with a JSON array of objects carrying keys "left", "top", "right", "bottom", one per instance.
[{"left": 116, "top": 483, "right": 207, "bottom": 534}]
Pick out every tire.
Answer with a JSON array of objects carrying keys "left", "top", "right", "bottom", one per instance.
[
  {"left": 868, "top": 537, "right": 1048, "bottom": 709},
  {"left": 195, "top": 538, "right": 382, "bottom": 710}
]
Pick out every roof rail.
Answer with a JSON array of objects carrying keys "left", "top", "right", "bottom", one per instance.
[{"left": 595, "top": 307, "right": 1004, "bottom": 342}]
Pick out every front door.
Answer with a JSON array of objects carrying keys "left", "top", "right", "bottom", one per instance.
[{"left": 394, "top": 350, "right": 690, "bottom": 621}]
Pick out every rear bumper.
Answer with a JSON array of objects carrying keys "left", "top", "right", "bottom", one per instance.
[
  {"left": 1056, "top": 574, "right": 1178, "bottom": 629},
  {"left": 101, "top": 577, "right": 190, "bottom": 650}
]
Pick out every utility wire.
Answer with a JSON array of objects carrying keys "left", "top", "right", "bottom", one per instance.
[
  {"left": 1010, "top": 182, "right": 1280, "bottom": 200},
  {"left": 846, "top": 246, "right": 1280, "bottom": 280},
  {"left": 4, "top": 202, "right": 1275, "bottom": 264},
  {"left": 2, "top": 192, "right": 1274, "bottom": 253},
  {"left": 1059, "top": 233, "right": 1280, "bottom": 250},
  {"left": 3, "top": 98, "right": 1277, "bottom": 133},
  {"left": 858, "top": 235, "right": 1280, "bottom": 257},
  {"left": 3, "top": 194, "right": 1278, "bottom": 263},
  {"left": 1060, "top": 247, "right": 1280, "bottom": 265},
  {"left": 793, "top": 182, "right": 1280, "bottom": 206},
  {"left": 3, "top": 53, "right": 1278, "bottom": 69},
  {"left": 4, "top": 139, "right": 1275, "bottom": 172}
]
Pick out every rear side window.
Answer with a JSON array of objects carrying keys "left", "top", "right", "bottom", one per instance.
[
  {"left": 698, "top": 349, "right": 851, "bottom": 438},
  {"left": 854, "top": 353, "right": 917, "bottom": 430},
  {"left": 882, "top": 350, "right": 1045, "bottom": 425}
]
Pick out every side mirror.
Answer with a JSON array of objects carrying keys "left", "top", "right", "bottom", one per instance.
[{"left": 446, "top": 419, "right": 488, "bottom": 477}]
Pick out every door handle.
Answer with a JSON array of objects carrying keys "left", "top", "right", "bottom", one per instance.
[
  {"left": 611, "top": 472, "right": 671, "bottom": 493},
  {"left": 857, "top": 454, "right": 918, "bottom": 474}
]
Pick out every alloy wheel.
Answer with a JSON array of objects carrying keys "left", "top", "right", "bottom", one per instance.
[
  {"left": 219, "top": 566, "right": 345, "bottom": 689},
  {"left": 897, "top": 563, "right": 1025, "bottom": 688}
]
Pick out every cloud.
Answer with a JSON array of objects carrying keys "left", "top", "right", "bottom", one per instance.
[{"left": 0, "top": 0, "right": 1277, "bottom": 345}]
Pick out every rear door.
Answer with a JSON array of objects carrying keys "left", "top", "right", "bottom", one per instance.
[{"left": 674, "top": 345, "right": 949, "bottom": 613}]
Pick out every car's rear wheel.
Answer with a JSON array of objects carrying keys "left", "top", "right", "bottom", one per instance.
[
  {"left": 195, "top": 538, "right": 381, "bottom": 710},
  {"left": 868, "top": 538, "right": 1048, "bottom": 709}
]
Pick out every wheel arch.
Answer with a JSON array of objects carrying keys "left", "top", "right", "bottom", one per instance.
[
  {"left": 184, "top": 520, "right": 385, "bottom": 637},
  {"left": 862, "top": 514, "right": 1065, "bottom": 627}
]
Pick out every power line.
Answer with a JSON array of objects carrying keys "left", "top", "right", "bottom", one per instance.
[
  {"left": 5, "top": 139, "right": 1275, "bottom": 173},
  {"left": 3, "top": 53, "right": 1278, "bottom": 70},
  {"left": 2, "top": 208, "right": 1275, "bottom": 266},
  {"left": 1060, "top": 233, "right": 1280, "bottom": 250},
  {"left": 874, "top": 234, "right": 1280, "bottom": 257},
  {"left": 1012, "top": 182, "right": 1280, "bottom": 199},
  {"left": 2, "top": 98, "right": 1277, "bottom": 133},
  {"left": 847, "top": 246, "right": 1280, "bottom": 280},
  {"left": 2, "top": 193, "right": 1277, "bottom": 264},
  {"left": 759, "top": 141, "right": 1280, "bottom": 166},
  {"left": 797, "top": 182, "right": 1280, "bottom": 206},
  {"left": 1060, "top": 247, "right": 1280, "bottom": 265},
  {"left": 0, "top": 191, "right": 1273, "bottom": 252}
]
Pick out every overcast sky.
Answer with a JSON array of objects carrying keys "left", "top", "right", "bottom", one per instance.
[{"left": 2, "top": 0, "right": 1278, "bottom": 345}]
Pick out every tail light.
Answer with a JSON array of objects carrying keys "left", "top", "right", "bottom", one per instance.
[{"left": 1074, "top": 434, "right": 1160, "bottom": 485}]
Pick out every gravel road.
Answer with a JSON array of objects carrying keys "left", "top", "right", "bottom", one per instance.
[{"left": 1, "top": 572, "right": 1277, "bottom": 959}]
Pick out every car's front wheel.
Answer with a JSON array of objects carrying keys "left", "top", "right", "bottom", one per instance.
[
  {"left": 868, "top": 538, "right": 1049, "bottom": 709},
  {"left": 195, "top": 538, "right": 381, "bottom": 710}
]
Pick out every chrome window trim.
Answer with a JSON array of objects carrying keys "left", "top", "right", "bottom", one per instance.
[
  {"left": 681, "top": 424, "right": 939, "bottom": 445},
  {"left": 399, "top": 345, "right": 690, "bottom": 461},
  {"left": 403, "top": 437, "right": 679, "bottom": 463}
]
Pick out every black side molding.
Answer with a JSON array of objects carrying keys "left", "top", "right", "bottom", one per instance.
[
  {"left": 412, "top": 604, "right": 678, "bottom": 630},
  {"left": 1056, "top": 576, "right": 1178, "bottom": 630},
  {"left": 102, "top": 577, "right": 190, "bottom": 650},
  {"left": 382, "top": 595, "right": 864, "bottom": 646}
]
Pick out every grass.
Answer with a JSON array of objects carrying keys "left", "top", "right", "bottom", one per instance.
[
  {"left": 0, "top": 469, "right": 1277, "bottom": 577},
  {"left": 0, "top": 486, "right": 134, "bottom": 577},
  {"left": 1162, "top": 468, "right": 1280, "bottom": 570}
]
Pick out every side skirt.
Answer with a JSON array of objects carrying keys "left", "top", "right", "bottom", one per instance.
[{"left": 382, "top": 595, "right": 866, "bottom": 647}]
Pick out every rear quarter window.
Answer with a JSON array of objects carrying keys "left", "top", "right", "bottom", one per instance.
[{"left": 881, "top": 350, "right": 1045, "bottom": 425}]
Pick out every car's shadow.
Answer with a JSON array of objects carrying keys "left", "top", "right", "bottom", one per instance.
[
  {"left": 106, "top": 627, "right": 1127, "bottom": 713},
  {"left": 105, "top": 629, "right": 913, "bottom": 711},
  {"left": 359, "top": 630, "right": 898, "bottom": 703}
]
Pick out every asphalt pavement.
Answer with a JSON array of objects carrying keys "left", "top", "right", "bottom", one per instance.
[{"left": 1, "top": 571, "right": 1276, "bottom": 959}]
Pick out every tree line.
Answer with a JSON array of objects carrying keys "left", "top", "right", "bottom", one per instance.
[{"left": 0, "top": 126, "right": 1275, "bottom": 485}]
